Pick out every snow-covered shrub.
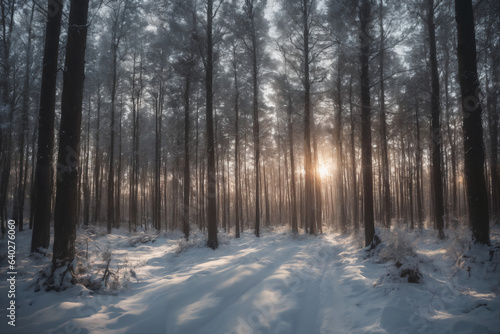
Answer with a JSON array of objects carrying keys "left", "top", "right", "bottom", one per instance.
[
  {"left": 378, "top": 229, "right": 416, "bottom": 263},
  {"left": 447, "top": 224, "right": 473, "bottom": 261},
  {"left": 81, "top": 225, "right": 107, "bottom": 237},
  {"left": 377, "top": 229, "right": 422, "bottom": 283},
  {"left": 262, "top": 225, "right": 289, "bottom": 235},
  {"left": 74, "top": 246, "right": 133, "bottom": 292},
  {"left": 398, "top": 257, "right": 422, "bottom": 283},
  {"left": 455, "top": 242, "right": 500, "bottom": 287},
  {"left": 34, "top": 263, "right": 74, "bottom": 292},
  {"left": 175, "top": 230, "right": 207, "bottom": 254},
  {"left": 217, "top": 231, "right": 232, "bottom": 246},
  {"left": 126, "top": 231, "right": 157, "bottom": 247},
  {"left": 446, "top": 224, "right": 499, "bottom": 290}
]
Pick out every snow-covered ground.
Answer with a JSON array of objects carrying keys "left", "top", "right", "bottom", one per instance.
[{"left": 0, "top": 224, "right": 499, "bottom": 334}]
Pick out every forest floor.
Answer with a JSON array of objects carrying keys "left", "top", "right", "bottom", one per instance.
[{"left": 0, "top": 223, "right": 499, "bottom": 334}]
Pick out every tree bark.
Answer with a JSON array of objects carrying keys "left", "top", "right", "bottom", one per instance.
[
  {"left": 288, "top": 94, "right": 298, "bottom": 234},
  {"left": 427, "top": 0, "right": 445, "bottom": 239},
  {"left": 360, "top": 0, "right": 377, "bottom": 247},
  {"left": 83, "top": 98, "right": 91, "bottom": 226},
  {"left": 154, "top": 84, "right": 163, "bottom": 230},
  {"left": 455, "top": 0, "right": 490, "bottom": 244},
  {"left": 232, "top": 45, "right": 241, "bottom": 238},
  {"left": 302, "top": 0, "right": 316, "bottom": 235},
  {"left": 415, "top": 99, "right": 424, "bottom": 228},
  {"left": 486, "top": 22, "right": 499, "bottom": 220},
  {"left": 205, "top": 0, "right": 218, "bottom": 249},
  {"left": 115, "top": 99, "right": 123, "bottom": 229},
  {"left": 313, "top": 138, "right": 323, "bottom": 234},
  {"left": 31, "top": 0, "right": 63, "bottom": 252},
  {"left": 183, "top": 72, "right": 191, "bottom": 239},
  {"left": 378, "top": 0, "right": 391, "bottom": 229},
  {"left": 0, "top": 0, "right": 16, "bottom": 234},
  {"left": 107, "top": 42, "right": 118, "bottom": 233},
  {"left": 93, "top": 84, "right": 102, "bottom": 223},
  {"left": 335, "top": 52, "right": 346, "bottom": 233},
  {"left": 349, "top": 77, "right": 359, "bottom": 232},
  {"left": 52, "top": 0, "right": 90, "bottom": 267},
  {"left": 13, "top": 3, "right": 34, "bottom": 232}
]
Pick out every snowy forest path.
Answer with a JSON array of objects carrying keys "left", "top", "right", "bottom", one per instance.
[
  {"left": 288, "top": 239, "right": 350, "bottom": 334},
  {"left": 116, "top": 231, "right": 351, "bottom": 334},
  {"left": 165, "top": 232, "right": 351, "bottom": 334}
]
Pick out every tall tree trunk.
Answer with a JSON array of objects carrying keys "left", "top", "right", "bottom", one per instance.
[
  {"left": 244, "top": 136, "right": 250, "bottom": 229},
  {"left": 200, "top": 151, "right": 205, "bottom": 231},
  {"left": 277, "top": 123, "right": 283, "bottom": 225},
  {"left": 415, "top": 99, "right": 424, "bottom": 228},
  {"left": 226, "top": 152, "right": 231, "bottom": 233},
  {"left": 233, "top": 47, "right": 241, "bottom": 238},
  {"left": 29, "top": 123, "right": 38, "bottom": 230},
  {"left": 83, "top": 98, "right": 91, "bottom": 226},
  {"left": 455, "top": 0, "right": 490, "bottom": 244},
  {"left": 115, "top": 98, "right": 123, "bottom": 229},
  {"left": 300, "top": 162, "right": 305, "bottom": 229},
  {"left": 263, "top": 166, "right": 270, "bottom": 227},
  {"left": 443, "top": 47, "right": 454, "bottom": 219},
  {"left": 244, "top": 0, "right": 261, "bottom": 238},
  {"left": 400, "top": 123, "right": 407, "bottom": 222},
  {"left": 31, "top": 0, "right": 63, "bottom": 252},
  {"left": 129, "top": 54, "right": 139, "bottom": 231},
  {"left": 0, "top": 0, "right": 16, "bottom": 234},
  {"left": 335, "top": 53, "right": 346, "bottom": 233},
  {"left": 52, "top": 0, "right": 90, "bottom": 267},
  {"left": 93, "top": 84, "right": 102, "bottom": 223},
  {"left": 409, "top": 137, "right": 414, "bottom": 229},
  {"left": 215, "top": 110, "right": 221, "bottom": 228},
  {"left": 107, "top": 43, "right": 118, "bottom": 233},
  {"left": 302, "top": 0, "right": 316, "bottom": 235},
  {"left": 427, "top": 0, "right": 445, "bottom": 239},
  {"left": 154, "top": 84, "right": 163, "bottom": 230},
  {"left": 205, "top": 0, "right": 218, "bottom": 249},
  {"left": 486, "top": 27, "right": 499, "bottom": 220},
  {"left": 399, "top": 122, "right": 406, "bottom": 223},
  {"left": 360, "top": 0, "right": 377, "bottom": 247},
  {"left": 13, "top": 3, "right": 34, "bottom": 231},
  {"left": 349, "top": 77, "right": 359, "bottom": 232},
  {"left": 183, "top": 73, "right": 191, "bottom": 239},
  {"left": 378, "top": 0, "right": 391, "bottom": 229},
  {"left": 444, "top": 48, "right": 458, "bottom": 218},
  {"left": 195, "top": 100, "right": 201, "bottom": 230},
  {"left": 313, "top": 138, "right": 322, "bottom": 234},
  {"left": 287, "top": 94, "right": 298, "bottom": 234}
]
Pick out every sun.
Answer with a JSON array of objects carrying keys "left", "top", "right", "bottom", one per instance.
[{"left": 318, "top": 165, "right": 329, "bottom": 179}]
